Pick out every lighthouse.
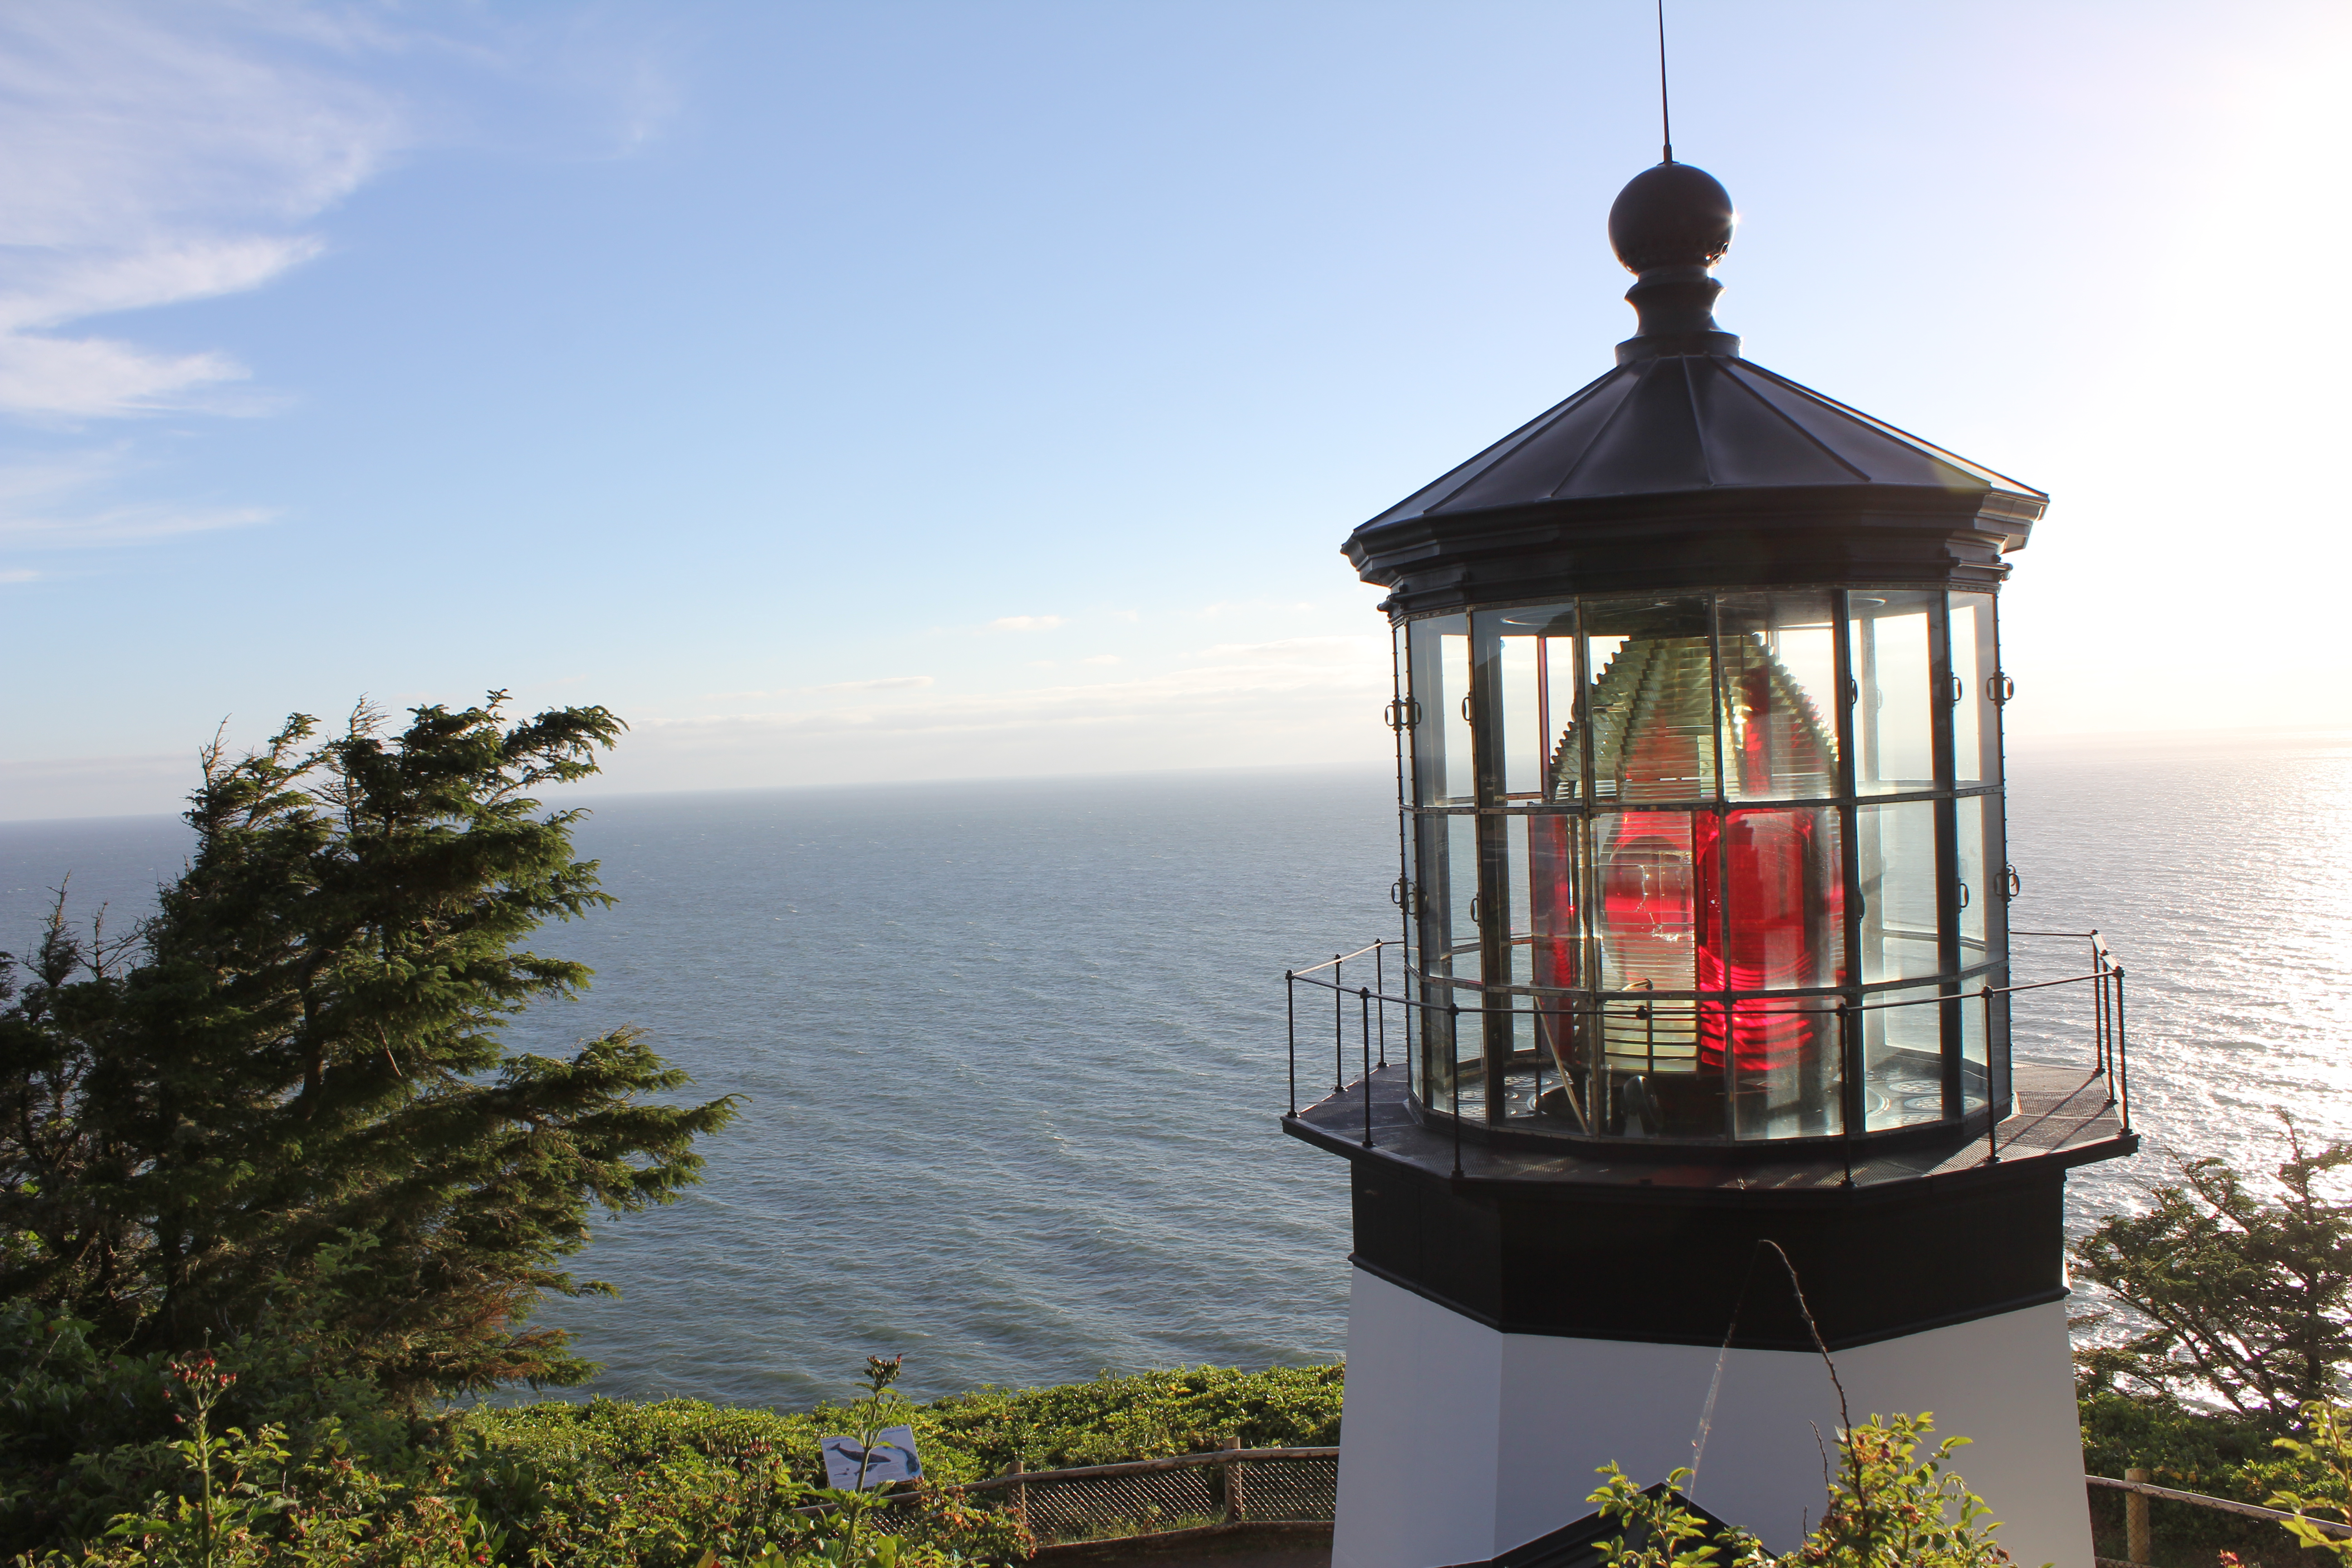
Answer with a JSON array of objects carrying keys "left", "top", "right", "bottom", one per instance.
[{"left": 1281, "top": 159, "right": 2133, "bottom": 1568}]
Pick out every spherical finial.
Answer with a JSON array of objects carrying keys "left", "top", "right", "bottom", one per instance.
[{"left": 1607, "top": 162, "right": 1735, "bottom": 275}]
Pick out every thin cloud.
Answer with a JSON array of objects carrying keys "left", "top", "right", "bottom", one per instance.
[
  {"left": 1196, "top": 599, "right": 1317, "bottom": 620},
  {"left": 1191, "top": 636, "right": 1384, "bottom": 666},
  {"left": 0, "top": 451, "right": 274, "bottom": 547},
  {"left": 0, "top": 568, "right": 38, "bottom": 584},
  {"left": 0, "top": 5, "right": 408, "bottom": 419},
  {"left": 698, "top": 676, "right": 934, "bottom": 701},
  {"left": 650, "top": 649, "right": 1389, "bottom": 740},
  {"left": 986, "top": 615, "right": 1066, "bottom": 632}
]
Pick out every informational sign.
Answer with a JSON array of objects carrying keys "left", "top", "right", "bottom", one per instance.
[{"left": 820, "top": 1426, "right": 922, "bottom": 1490}]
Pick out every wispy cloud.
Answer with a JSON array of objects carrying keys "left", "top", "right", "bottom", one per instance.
[
  {"left": 0, "top": 5, "right": 408, "bottom": 419},
  {"left": 653, "top": 635, "right": 1388, "bottom": 741},
  {"left": 1196, "top": 599, "right": 1316, "bottom": 620},
  {"left": 0, "top": 450, "right": 273, "bottom": 546},
  {"left": 1190, "top": 636, "right": 1380, "bottom": 665},
  {"left": 985, "top": 615, "right": 1066, "bottom": 633},
  {"left": 699, "top": 676, "right": 934, "bottom": 701}
]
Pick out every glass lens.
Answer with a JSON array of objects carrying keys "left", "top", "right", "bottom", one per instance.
[
  {"left": 1409, "top": 615, "right": 1471, "bottom": 806},
  {"left": 1595, "top": 810, "right": 1702, "bottom": 996},
  {"left": 1584, "top": 596, "right": 1718, "bottom": 804},
  {"left": 1849, "top": 591, "right": 1938, "bottom": 794},
  {"left": 1592, "top": 801, "right": 1706, "bottom": 1113},
  {"left": 1703, "top": 807, "right": 1846, "bottom": 994},
  {"left": 1860, "top": 981, "right": 1945, "bottom": 1131},
  {"left": 1857, "top": 800, "right": 1939, "bottom": 983},
  {"left": 1716, "top": 591, "right": 1841, "bottom": 800},
  {"left": 1951, "top": 593, "right": 2000, "bottom": 785}
]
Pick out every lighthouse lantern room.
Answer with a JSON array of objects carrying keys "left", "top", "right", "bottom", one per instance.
[{"left": 1283, "top": 160, "right": 2134, "bottom": 1568}]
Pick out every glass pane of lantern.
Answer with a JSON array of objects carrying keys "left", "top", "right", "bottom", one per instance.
[
  {"left": 1411, "top": 818, "right": 1467, "bottom": 1109},
  {"left": 1524, "top": 812, "right": 1581, "bottom": 992},
  {"left": 1849, "top": 591, "right": 1938, "bottom": 794},
  {"left": 1950, "top": 593, "right": 2000, "bottom": 784},
  {"left": 1857, "top": 800, "right": 1939, "bottom": 982},
  {"left": 1544, "top": 636, "right": 1578, "bottom": 800},
  {"left": 1408, "top": 614, "right": 1472, "bottom": 807},
  {"left": 1861, "top": 981, "right": 1945, "bottom": 1130},
  {"left": 1410, "top": 814, "right": 1484, "bottom": 1106},
  {"left": 1413, "top": 813, "right": 1475, "bottom": 991},
  {"left": 1477, "top": 603, "right": 1577, "bottom": 803},
  {"left": 1446, "top": 813, "right": 1480, "bottom": 986},
  {"left": 1960, "top": 988, "right": 1990, "bottom": 1118},
  {"left": 1724, "top": 997, "right": 1843, "bottom": 1140},
  {"left": 1496, "top": 817, "right": 1535, "bottom": 1052},
  {"left": 1956, "top": 794, "right": 1989, "bottom": 965},
  {"left": 1715, "top": 591, "right": 1840, "bottom": 801}
]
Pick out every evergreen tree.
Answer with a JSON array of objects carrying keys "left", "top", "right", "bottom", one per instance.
[
  {"left": 0, "top": 695, "right": 736, "bottom": 1405},
  {"left": 2073, "top": 1115, "right": 2352, "bottom": 1421}
]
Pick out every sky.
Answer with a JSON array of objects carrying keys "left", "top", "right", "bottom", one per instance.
[{"left": 1, "top": 0, "right": 2347, "bottom": 821}]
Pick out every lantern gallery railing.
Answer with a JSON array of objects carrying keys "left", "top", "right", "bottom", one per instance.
[{"left": 1281, "top": 930, "right": 2127, "bottom": 1154}]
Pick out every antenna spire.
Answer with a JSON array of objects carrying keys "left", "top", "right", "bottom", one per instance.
[{"left": 1656, "top": 0, "right": 1674, "bottom": 163}]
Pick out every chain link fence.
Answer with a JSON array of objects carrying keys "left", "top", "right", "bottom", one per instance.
[{"left": 960, "top": 1446, "right": 1339, "bottom": 1548}]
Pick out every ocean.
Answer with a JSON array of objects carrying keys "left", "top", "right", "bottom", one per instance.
[{"left": 4, "top": 739, "right": 2348, "bottom": 1407}]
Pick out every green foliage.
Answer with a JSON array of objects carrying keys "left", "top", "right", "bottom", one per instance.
[
  {"left": 3, "top": 1354, "right": 1333, "bottom": 1565},
  {"left": 0, "top": 695, "right": 737, "bottom": 1412},
  {"left": 1593, "top": 1415, "right": 2014, "bottom": 1568},
  {"left": 1784, "top": 1413, "right": 2013, "bottom": 1568},
  {"left": 2264, "top": 1403, "right": 2352, "bottom": 1561},
  {"left": 917, "top": 1363, "right": 1345, "bottom": 1472},
  {"left": 2074, "top": 1387, "right": 2312, "bottom": 1563},
  {"left": 1589, "top": 1465, "right": 1762, "bottom": 1568},
  {"left": 0, "top": 1288, "right": 416, "bottom": 1555},
  {"left": 2073, "top": 1115, "right": 2352, "bottom": 1421}
]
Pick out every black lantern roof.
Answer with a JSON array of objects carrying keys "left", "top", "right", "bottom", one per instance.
[{"left": 1346, "top": 162, "right": 2045, "bottom": 615}]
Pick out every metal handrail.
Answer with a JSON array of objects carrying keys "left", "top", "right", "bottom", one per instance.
[
  {"left": 1284, "top": 933, "right": 2128, "bottom": 1151},
  {"left": 2086, "top": 1473, "right": 2352, "bottom": 1541},
  {"left": 1287, "top": 963, "right": 2116, "bottom": 1015},
  {"left": 1290, "top": 942, "right": 1382, "bottom": 979}
]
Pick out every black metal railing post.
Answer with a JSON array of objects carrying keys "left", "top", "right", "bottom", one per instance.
[
  {"left": 1449, "top": 1003, "right": 1463, "bottom": 1178},
  {"left": 2092, "top": 932, "right": 2112, "bottom": 1090},
  {"left": 1982, "top": 983, "right": 1999, "bottom": 1165},
  {"left": 1285, "top": 972, "right": 1296, "bottom": 1116},
  {"left": 2114, "top": 965, "right": 2130, "bottom": 1134},
  {"left": 1376, "top": 941, "right": 1387, "bottom": 1068},
  {"left": 1332, "top": 955, "right": 1345, "bottom": 1095},
  {"left": 1360, "top": 987, "right": 1373, "bottom": 1147},
  {"left": 1838, "top": 999, "right": 1855, "bottom": 1186}
]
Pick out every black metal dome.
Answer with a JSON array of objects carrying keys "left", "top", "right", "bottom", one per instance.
[{"left": 1343, "top": 162, "right": 2045, "bottom": 614}]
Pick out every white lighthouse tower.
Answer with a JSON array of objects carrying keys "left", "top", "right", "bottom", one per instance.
[{"left": 1283, "top": 159, "right": 2132, "bottom": 1568}]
